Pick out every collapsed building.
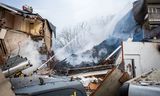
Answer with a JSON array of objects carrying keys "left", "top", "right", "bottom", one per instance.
[
  {"left": 0, "top": 3, "right": 57, "bottom": 96},
  {"left": 1, "top": 0, "right": 160, "bottom": 96},
  {"left": 115, "top": 0, "right": 160, "bottom": 78},
  {"left": 90, "top": 0, "right": 160, "bottom": 96},
  {"left": 0, "top": 3, "right": 56, "bottom": 69},
  {"left": 67, "top": 0, "right": 160, "bottom": 95}
]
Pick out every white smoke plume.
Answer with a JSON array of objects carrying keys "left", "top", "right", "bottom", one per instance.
[
  {"left": 11, "top": 37, "right": 44, "bottom": 74},
  {"left": 54, "top": 1, "right": 134, "bottom": 66},
  {"left": 98, "top": 48, "right": 108, "bottom": 57}
]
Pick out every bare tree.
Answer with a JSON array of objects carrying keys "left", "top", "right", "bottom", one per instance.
[
  {"left": 55, "top": 22, "right": 89, "bottom": 52},
  {"left": 55, "top": 15, "right": 113, "bottom": 54}
]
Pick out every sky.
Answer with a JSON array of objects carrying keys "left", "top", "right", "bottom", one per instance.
[{"left": 0, "top": 0, "right": 132, "bottom": 33}]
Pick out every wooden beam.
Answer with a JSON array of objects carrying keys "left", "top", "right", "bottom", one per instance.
[{"left": 90, "top": 68, "right": 129, "bottom": 96}]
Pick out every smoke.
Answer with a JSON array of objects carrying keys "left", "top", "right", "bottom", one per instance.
[
  {"left": 66, "top": 50, "right": 99, "bottom": 66},
  {"left": 11, "top": 37, "right": 44, "bottom": 74},
  {"left": 98, "top": 48, "right": 108, "bottom": 57},
  {"left": 54, "top": 1, "right": 136, "bottom": 66}
]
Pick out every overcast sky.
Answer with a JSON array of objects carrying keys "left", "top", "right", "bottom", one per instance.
[{"left": 0, "top": 0, "right": 133, "bottom": 32}]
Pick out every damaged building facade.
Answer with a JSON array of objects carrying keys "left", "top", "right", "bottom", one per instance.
[
  {"left": 0, "top": 3, "right": 56, "bottom": 66},
  {"left": 106, "top": 0, "right": 160, "bottom": 79},
  {"left": 1, "top": 0, "right": 160, "bottom": 96}
]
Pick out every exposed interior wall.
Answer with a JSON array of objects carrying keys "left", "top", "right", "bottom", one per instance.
[
  {"left": 0, "top": 8, "right": 52, "bottom": 57},
  {"left": 4, "top": 11, "right": 14, "bottom": 29},
  {"left": 2, "top": 10, "right": 43, "bottom": 36},
  {"left": 29, "top": 20, "right": 43, "bottom": 36},
  {"left": 21, "top": 19, "right": 30, "bottom": 33},
  {"left": 13, "top": 15, "right": 23, "bottom": 31},
  {"left": 4, "top": 30, "right": 29, "bottom": 53},
  {"left": 44, "top": 20, "right": 52, "bottom": 52}
]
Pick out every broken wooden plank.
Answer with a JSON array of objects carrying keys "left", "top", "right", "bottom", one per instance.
[
  {"left": 69, "top": 70, "right": 109, "bottom": 78},
  {"left": 90, "top": 68, "right": 129, "bottom": 96},
  {"left": 67, "top": 64, "right": 114, "bottom": 75}
]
